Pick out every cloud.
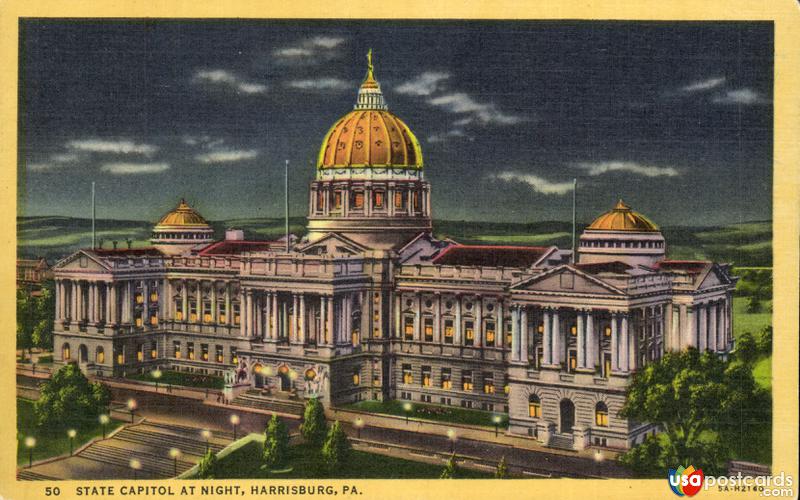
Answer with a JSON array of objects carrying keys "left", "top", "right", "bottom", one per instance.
[
  {"left": 67, "top": 139, "right": 158, "bottom": 155},
  {"left": 100, "top": 162, "right": 170, "bottom": 175},
  {"left": 395, "top": 72, "right": 451, "bottom": 96},
  {"left": 493, "top": 172, "right": 574, "bottom": 195},
  {"left": 575, "top": 161, "right": 679, "bottom": 177},
  {"left": 284, "top": 77, "right": 350, "bottom": 92},
  {"left": 428, "top": 92, "right": 526, "bottom": 126},
  {"left": 51, "top": 152, "right": 84, "bottom": 163},
  {"left": 427, "top": 129, "right": 473, "bottom": 144},
  {"left": 681, "top": 77, "right": 726, "bottom": 93},
  {"left": 195, "top": 149, "right": 259, "bottom": 164},
  {"left": 27, "top": 162, "right": 57, "bottom": 172},
  {"left": 192, "top": 69, "right": 267, "bottom": 95},
  {"left": 273, "top": 36, "right": 346, "bottom": 64},
  {"left": 712, "top": 88, "right": 769, "bottom": 105}
]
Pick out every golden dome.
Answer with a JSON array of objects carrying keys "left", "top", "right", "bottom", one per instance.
[
  {"left": 587, "top": 200, "right": 659, "bottom": 232},
  {"left": 317, "top": 50, "right": 423, "bottom": 169},
  {"left": 155, "top": 199, "right": 211, "bottom": 228}
]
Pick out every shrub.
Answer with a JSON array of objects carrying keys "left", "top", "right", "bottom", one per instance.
[
  {"left": 746, "top": 297, "right": 762, "bottom": 314},
  {"left": 321, "top": 421, "right": 351, "bottom": 475},
  {"left": 300, "top": 397, "right": 327, "bottom": 448},
  {"left": 196, "top": 449, "right": 218, "bottom": 479},
  {"left": 440, "top": 454, "right": 458, "bottom": 479},
  {"left": 735, "top": 332, "right": 759, "bottom": 365},
  {"left": 756, "top": 325, "right": 772, "bottom": 355},
  {"left": 263, "top": 414, "right": 289, "bottom": 470},
  {"left": 494, "top": 456, "right": 508, "bottom": 478}
]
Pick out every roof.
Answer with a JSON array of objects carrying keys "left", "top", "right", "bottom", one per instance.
[
  {"left": 655, "top": 260, "right": 711, "bottom": 274},
  {"left": 431, "top": 245, "right": 551, "bottom": 268},
  {"left": 586, "top": 199, "right": 659, "bottom": 232},
  {"left": 90, "top": 247, "right": 164, "bottom": 257},
  {"left": 197, "top": 240, "right": 277, "bottom": 256},
  {"left": 154, "top": 199, "right": 211, "bottom": 228},
  {"left": 17, "top": 258, "right": 49, "bottom": 269},
  {"left": 575, "top": 261, "right": 634, "bottom": 274}
]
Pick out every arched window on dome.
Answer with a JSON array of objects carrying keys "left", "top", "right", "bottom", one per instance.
[
  {"left": 595, "top": 402, "right": 609, "bottom": 427},
  {"left": 528, "top": 394, "right": 541, "bottom": 418}
]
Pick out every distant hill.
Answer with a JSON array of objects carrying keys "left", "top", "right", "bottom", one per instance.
[{"left": 17, "top": 216, "right": 772, "bottom": 267}]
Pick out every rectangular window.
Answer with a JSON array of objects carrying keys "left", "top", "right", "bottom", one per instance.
[
  {"left": 373, "top": 375, "right": 381, "bottom": 387},
  {"left": 150, "top": 314, "right": 158, "bottom": 326},
  {"left": 423, "top": 318, "right": 433, "bottom": 342},
  {"left": 150, "top": 342, "right": 157, "bottom": 359},
  {"left": 175, "top": 302, "right": 183, "bottom": 321},
  {"left": 441, "top": 368, "right": 452, "bottom": 389},
  {"left": 353, "top": 368, "right": 360, "bottom": 386},
  {"left": 334, "top": 191, "right": 343, "bottom": 209},
  {"left": 394, "top": 191, "right": 405, "bottom": 208},
  {"left": 201, "top": 344, "right": 209, "bottom": 361},
  {"left": 464, "top": 321, "right": 474, "bottom": 346},
  {"left": 187, "top": 342, "right": 195, "bottom": 361},
  {"left": 317, "top": 190, "right": 324, "bottom": 212},
  {"left": 537, "top": 346, "right": 543, "bottom": 367},
  {"left": 189, "top": 302, "right": 198, "bottom": 322},
  {"left": 485, "top": 321, "right": 495, "bottom": 347},
  {"left": 233, "top": 303, "right": 241, "bottom": 325},
  {"left": 216, "top": 345, "right": 224, "bottom": 363},
  {"left": 462, "top": 370, "right": 473, "bottom": 391},
  {"left": 173, "top": 341, "right": 181, "bottom": 359},
  {"left": 135, "top": 293, "right": 144, "bottom": 304},
  {"left": 444, "top": 320, "right": 454, "bottom": 344},
  {"left": 569, "top": 349, "right": 577, "bottom": 372},
  {"left": 603, "top": 352, "right": 612, "bottom": 377},
  {"left": 506, "top": 322, "right": 512, "bottom": 346},
  {"left": 483, "top": 372, "right": 495, "bottom": 394},
  {"left": 115, "top": 348, "right": 123, "bottom": 365},
  {"left": 150, "top": 291, "right": 158, "bottom": 302},
  {"left": 352, "top": 192, "right": 364, "bottom": 209},
  {"left": 373, "top": 191, "right": 384, "bottom": 209},
  {"left": 422, "top": 366, "right": 432, "bottom": 387},
  {"left": 230, "top": 347, "right": 238, "bottom": 365},
  {"left": 404, "top": 317, "right": 414, "bottom": 340},
  {"left": 402, "top": 364, "right": 413, "bottom": 384},
  {"left": 136, "top": 344, "right": 144, "bottom": 362},
  {"left": 135, "top": 316, "right": 143, "bottom": 328}
]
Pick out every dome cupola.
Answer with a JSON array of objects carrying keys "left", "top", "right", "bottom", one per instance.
[
  {"left": 579, "top": 200, "right": 665, "bottom": 267},
  {"left": 150, "top": 199, "right": 215, "bottom": 255}
]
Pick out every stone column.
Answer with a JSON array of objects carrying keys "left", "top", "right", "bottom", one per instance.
[
  {"left": 586, "top": 311, "right": 595, "bottom": 370},
  {"left": 272, "top": 293, "right": 279, "bottom": 339},
  {"left": 414, "top": 293, "right": 421, "bottom": 341},
  {"left": 698, "top": 304, "right": 707, "bottom": 351},
  {"left": 621, "top": 314, "right": 630, "bottom": 372},
  {"left": 109, "top": 283, "right": 117, "bottom": 324},
  {"left": 577, "top": 310, "right": 586, "bottom": 369},
  {"left": 542, "top": 308, "right": 552, "bottom": 365},
  {"left": 142, "top": 280, "right": 149, "bottom": 327},
  {"left": 327, "top": 295, "right": 334, "bottom": 345},
  {"left": 210, "top": 282, "right": 217, "bottom": 323},
  {"left": 454, "top": 296, "right": 462, "bottom": 344},
  {"left": 299, "top": 293, "right": 307, "bottom": 344},
  {"left": 474, "top": 296, "right": 483, "bottom": 348},
  {"left": 87, "top": 283, "right": 95, "bottom": 323},
  {"left": 195, "top": 281, "right": 202, "bottom": 323},
  {"left": 433, "top": 293, "right": 441, "bottom": 344},
  {"left": 709, "top": 302, "right": 718, "bottom": 352},
  {"left": 552, "top": 309, "right": 561, "bottom": 366},
  {"left": 665, "top": 302, "right": 674, "bottom": 351},
  {"left": 225, "top": 283, "right": 232, "bottom": 326},
  {"left": 160, "top": 279, "right": 168, "bottom": 321},
  {"left": 520, "top": 306, "right": 528, "bottom": 362},
  {"left": 497, "top": 301, "right": 504, "bottom": 348},
  {"left": 394, "top": 292, "right": 401, "bottom": 339},
  {"left": 181, "top": 280, "right": 188, "bottom": 321},
  {"left": 244, "top": 289, "right": 252, "bottom": 337},
  {"left": 510, "top": 306, "right": 521, "bottom": 362},
  {"left": 611, "top": 313, "right": 619, "bottom": 372}
]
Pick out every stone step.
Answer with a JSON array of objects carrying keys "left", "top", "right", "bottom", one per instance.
[
  {"left": 548, "top": 433, "right": 575, "bottom": 451},
  {"left": 17, "top": 469, "right": 58, "bottom": 481},
  {"left": 113, "top": 428, "right": 225, "bottom": 456}
]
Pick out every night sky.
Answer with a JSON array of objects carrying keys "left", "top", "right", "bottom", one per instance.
[{"left": 18, "top": 20, "right": 773, "bottom": 226}]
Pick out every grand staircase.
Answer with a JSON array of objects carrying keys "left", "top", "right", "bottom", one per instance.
[
  {"left": 16, "top": 470, "right": 58, "bottom": 481},
  {"left": 231, "top": 390, "right": 305, "bottom": 416},
  {"left": 548, "top": 433, "right": 576, "bottom": 451}
]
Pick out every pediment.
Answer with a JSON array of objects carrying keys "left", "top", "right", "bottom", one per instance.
[
  {"left": 296, "top": 232, "right": 368, "bottom": 256},
  {"left": 54, "top": 250, "right": 112, "bottom": 272},
  {"left": 697, "top": 265, "right": 731, "bottom": 290},
  {"left": 511, "top": 265, "right": 626, "bottom": 296}
]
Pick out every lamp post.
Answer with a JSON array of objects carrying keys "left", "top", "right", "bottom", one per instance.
[
  {"left": 67, "top": 429, "right": 77, "bottom": 455},
  {"left": 126, "top": 398, "right": 137, "bottom": 423},
  {"left": 403, "top": 402, "right": 412, "bottom": 425},
  {"left": 492, "top": 415, "right": 502, "bottom": 437},
  {"left": 594, "top": 450, "right": 604, "bottom": 463},
  {"left": 152, "top": 369, "right": 162, "bottom": 391},
  {"left": 230, "top": 414, "right": 240, "bottom": 440},
  {"left": 201, "top": 429, "right": 211, "bottom": 453},
  {"left": 354, "top": 418, "right": 364, "bottom": 439},
  {"left": 99, "top": 414, "right": 110, "bottom": 439},
  {"left": 169, "top": 448, "right": 182, "bottom": 477},
  {"left": 447, "top": 428, "right": 456, "bottom": 454},
  {"left": 24, "top": 436, "right": 36, "bottom": 468},
  {"left": 129, "top": 458, "right": 141, "bottom": 480}
]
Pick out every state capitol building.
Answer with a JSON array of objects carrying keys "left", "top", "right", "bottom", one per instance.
[{"left": 52, "top": 56, "right": 737, "bottom": 451}]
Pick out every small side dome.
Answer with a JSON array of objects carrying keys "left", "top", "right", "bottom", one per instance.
[
  {"left": 155, "top": 199, "right": 211, "bottom": 228},
  {"left": 587, "top": 200, "right": 659, "bottom": 232},
  {"left": 151, "top": 199, "right": 214, "bottom": 255}
]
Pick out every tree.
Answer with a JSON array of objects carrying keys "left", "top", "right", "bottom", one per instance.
[
  {"left": 494, "top": 456, "right": 508, "bottom": 478},
  {"left": 321, "top": 421, "right": 351, "bottom": 475},
  {"left": 32, "top": 283, "right": 55, "bottom": 350},
  {"left": 735, "top": 332, "right": 759, "bottom": 365},
  {"left": 16, "top": 289, "right": 36, "bottom": 361},
  {"left": 195, "top": 449, "right": 218, "bottom": 479},
  {"left": 440, "top": 454, "right": 458, "bottom": 479},
  {"left": 620, "top": 349, "right": 770, "bottom": 476},
  {"left": 746, "top": 296, "right": 762, "bottom": 313},
  {"left": 34, "top": 364, "right": 111, "bottom": 430},
  {"left": 756, "top": 325, "right": 772, "bottom": 356},
  {"left": 263, "top": 414, "right": 289, "bottom": 470},
  {"left": 619, "top": 435, "right": 663, "bottom": 476},
  {"left": 300, "top": 397, "right": 327, "bottom": 447}
]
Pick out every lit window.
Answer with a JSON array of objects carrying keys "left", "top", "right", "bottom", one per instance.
[
  {"left": 62, "top": 344, "right": 71, "bottom": 361},
  {"left": 373, "top": 191, "right": 384, "bottom": 208},
  {"left": 135, "top": 294, "right": 144, "bottom": 304},
  {"left": 219, "top": 314, "right": 226, "bottom": 323},
  {"left": 116, "top": 352, "right": 124, "bottom": 364},
  {"left": 569, "top": 351, "right": 577, "bottom": 371},
  {"left": 465, "top": 321, "right": 474, "bottom": 346},
  {"left": 135, "top": 317, "right": 143, "bottom": 327},
  {"left": 462, "top": 371, "right": 473, "bottom": 391},
  {"left": 394, "top": 191, "right": 405, "bottom": 208},
  {"left": 353, "top": 192, "right": 364, "bottom": 209},
  {"left": 441, "top": 369, "right": 452, "bottom": 389},
  {"left": 201, "top": 344, "right": 209, "bottom": 361},
  {"left": 422, "top": 366, "right": 431, "bottom": 387},
  {"left": 570, "top": 325, "right": 577, "bottom": 335},
  {"left": 528, "top": 395, "right": 541, "bottom": 418},
  {"left": 187, "top": 343, "right": 195, "bottom": 360},
  {"left": 538, "top": 323, "right": 544, "bottom": 333},
  {"left": 150, "top": 315, "right": 158, "bottom": 326},
  {"left": 334, "top": 191, "right": 343, "bottom": 209},
  {"left": 352, "top": 329, "right": 359, "bottom": 346},
  {"left": 444, "top": 320, "right": 454, "bottom": 344},
  {"left": 231, "top": 347, "right": 238, "bottom": 365},
  {"left": 373, "top": 376, "right": 381, "bottom": 387},
  {"left": 150, "top": 292, "right": 158, "bottom": 302},
  {"left": 595, "top": 402, "right": 609, "bottom": 427},
  {"left": 150, "top": 342, "right": 157, "bottom": 359},
  {"left": 174, "top": 341, "right": 181, "bottom": 359},
  {"left": 353, "top": 369, "right": 360, "bottom": 386},
  {"left": 485, "top": 322, "right": 495, "bottom": 347},
  {"left": 604, "top": 326, "right": 612, "bottom": 337},
  {"left": 424, "top": 318, "right": 433, "bottom": 342},
  {"left": 402, "top": 364, "right": 413, "bottom": 384},
  {"left": 216, "top": 346, "right": 224, "bottom": 363},
  {"left": 305, "top": 368, "right": 317, "bottom": 381},
  {"left": 96, "top": 349, "right": 105, "bottom": 364},
  {"left": 190, "top": 312, "right": 198, "bottom": 322},
  {"left": 175, "top": 310, "right": 183, "bottom": 321},
  {"left": 204, "top": 313, "right": 212, "bottom": 323},
  {"left": 404, "top": 317, "right": 414, "bottom": 340},
  {"left": 136, "top": 345, "right": 144, "bottom": 362},
  {"left": 483, "top": 372, "right": 495, "bottom": 394}
]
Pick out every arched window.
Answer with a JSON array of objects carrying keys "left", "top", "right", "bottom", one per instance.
[
  {"left": 96, "top": 346, "right": 105, "bottom": 364},
  {"left": 528, "top": 394, "right": 541, "bottom": 418},
  {"left": 62, "top": 343, "right": 71, "bottom": 361},
  {"left": 595, "top": 401, "right": 609, "bottom": 427}
]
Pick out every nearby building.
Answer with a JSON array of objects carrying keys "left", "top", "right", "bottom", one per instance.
[
  {"left": 51, "top": 55, "right": 736, "bottom": 451},
  {"left": 17, "top": 257, "right": 52, "bottom": 293}
]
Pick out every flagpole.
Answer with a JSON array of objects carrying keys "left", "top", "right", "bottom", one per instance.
[
  {"left": 91, "top": 181, "right": 96, "bottom": 249},
  {"left": 571, "top": 178, "right": 577, "bottom": 264},
  {"left": 285, "top": 160, "right": 290, "bottom": 252}
]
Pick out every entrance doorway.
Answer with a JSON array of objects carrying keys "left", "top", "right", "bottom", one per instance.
[
  {"left": 560, "top": 399, "right": 575, "bottom": 434},
  {"left": 79, "top": 344, "right": 88, "bottom": 364},
  {"left": 278, "top": 366, "right": 291, "bottom": 391}
]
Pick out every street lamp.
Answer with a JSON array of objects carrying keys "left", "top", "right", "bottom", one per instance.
[
  {"left": 492, "top": 415, "right": 502, "bottom": 437},
  {"left": 446, "top": 428, "right": 457, "bottom": 454},
  {"left": 230, "top": 414, "right": 240, "bottom": 440},
  {"left": 67, "top": 429, "right": 77, "bottom": 455},
  {"left": 594, "top": 450, "right": 604, "bottom": 463},
  {"left": 24, "top": 436, "right": 36, "bottom": 468},
  {"left": 354, "top": 418, "right": 364, "bottom": 439},
  {"left": 126, "top": 398, "right": 137, "bottom": 423},
  {"left": 169, "top": 447, "right": 182, "bottom": 477},
  {"left": 403, "top": 402, "right": 412, "bottom": 425},
  {"left": 129, "top": 458, "right": 141, "bottom": 479},
  {"left": 201, "top": 429, "right": 212, "bottom": 453},
  {"left": 99, "top": 414, "right": 110, "bottom": 439},
  {"left": 152, "top": 369, "right": 162, "bottom": 391}
]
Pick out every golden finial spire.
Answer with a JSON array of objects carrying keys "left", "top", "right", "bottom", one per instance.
[{"left": 363, "top": 48, "right": 377, "bottom": 86}]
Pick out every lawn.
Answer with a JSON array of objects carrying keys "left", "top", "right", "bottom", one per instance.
[
  {"left": 343, "top": 400, "right": 508, "bottom": 429},
  {"left": 17, "top": 398, "right": 124, "bottom": 466},
  {"left": 732, "top": 296, "right": 772, "bottom": 391},
  {"left": 125, "top": 370, "right": 224, "bottom": 389},
  {"left": 198, "top": 440, "right": 492, "bottom": 479}
]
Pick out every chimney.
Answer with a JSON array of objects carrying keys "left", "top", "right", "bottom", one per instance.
[
  {"left": 126, "top": 239, "right": 132, "bottom": 249},
  {"left": 225, "top": 228, "right": 245, "bottom": 241},
  {"left": 112, "top": 240, "right": 118, "bottom": 250},
  {"left": 98, "top": 238, "right": 105, "bottom": 249}
]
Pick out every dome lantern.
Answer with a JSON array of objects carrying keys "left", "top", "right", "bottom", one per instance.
[{"left": 150, "top": 199, "right": 215, "bottom": 255}]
